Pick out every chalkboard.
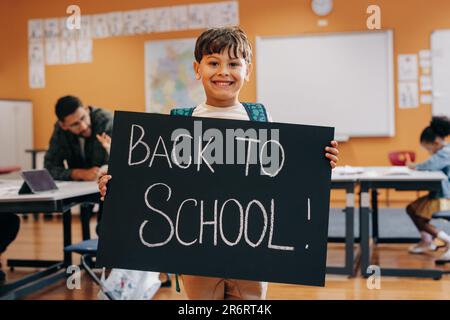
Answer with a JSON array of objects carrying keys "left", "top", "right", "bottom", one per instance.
[{"left": 96, "top": 111, "right": 334, "bottom": 287}]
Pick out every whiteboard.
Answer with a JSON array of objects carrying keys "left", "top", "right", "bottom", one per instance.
[
  {"left": 256, "top": 31, "right": 395, "bottom": 139},
  {"left": 0, "top": 100, "right": 33, "bottom": 170},
  {"left": 432, "top": 30, "right": 450, "bottom": 117}
]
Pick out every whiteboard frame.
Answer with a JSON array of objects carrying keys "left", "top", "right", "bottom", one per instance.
[{"left": 255, "top": 30, "right": 395, "bottom": 138}]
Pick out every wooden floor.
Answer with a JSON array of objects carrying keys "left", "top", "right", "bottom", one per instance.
[{"left": 1, "top": 215, "right": 450, "bottom": 300}]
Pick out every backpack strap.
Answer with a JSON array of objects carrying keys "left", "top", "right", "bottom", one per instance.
[
  {"left": 242, "top": 102, "right": 269, "bottom": 122},
  {"left": 170, "top": 107, "right": 196, "bottom": 117}
]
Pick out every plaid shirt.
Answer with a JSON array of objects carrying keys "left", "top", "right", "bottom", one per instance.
[{"left": 44, "top": 106, "right": 113, "bottom": 181}]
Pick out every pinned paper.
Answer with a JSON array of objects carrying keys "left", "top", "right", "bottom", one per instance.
[
  {"left": 141, "top": 9, "right": 156, "bottom": 33},
  {"left": 107, "top": 12, "right": 123, "bottom": 36},
  {"left": 77, "top": 39, "right": 93, "bottom": 63},
  {"left": 398, "top": 54, "right": 418, "bottom": 81},
  {"left": 79, "top": 15, "right": 92, "bottom": 39},
  {"left": 123, "top": 10, "right": 145, "bottom": 35},
  {"left": 188, "top": 4, "right": 208, "bottom": 29},
  {"left": 170, "top": 6, "right": 189, "bottom": 31},
  {"left": 153, "top": 7, "right": 171, "bottom": 32},
  {"left": 44, "top": 18, "right": 60, "bottom": 39},
  {"left": 28, "top": 40, "right": 45, "bottom": 88},
  {"left": 92, "top": 14, "right": 110, "bottom": 38},
  {"left": 420, "top": 94, "right": 433, "bottom": 105},
  {"left": 60, "top": 39, "right": 77, "bottom": 64},
  {"left": 28, "top": 19, "right": 44, "bottom": 40},
  {"left": 206, "top": 1, "right": 239, "bottom": 28},
  {"left": 420, "top": 75, "right": 432, "bottom": 92},
  {"left": 398, "top": 82, "right": 419, "bottom": 109},
  {"left": 45, "top": 40, "right": 61, "bottom": 65}
]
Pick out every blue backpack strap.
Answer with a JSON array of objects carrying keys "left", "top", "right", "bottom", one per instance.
[
  {"left": 170, "top": 107, "right": 196, "bottom": 117},
  {"left": 242, "top": 102, "right": 269, "bottom": 122}
]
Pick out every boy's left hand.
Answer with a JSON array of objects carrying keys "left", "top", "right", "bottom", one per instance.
[{"left": 325, "top": 140, "right": 339, "bottom": 169}]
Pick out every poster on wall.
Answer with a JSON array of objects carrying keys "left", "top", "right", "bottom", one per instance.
[{"left": 144, "top": 38, "right": 205, "bottom": 114}]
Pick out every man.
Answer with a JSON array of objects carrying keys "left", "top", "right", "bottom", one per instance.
[
  {"left": 0, "top": 214, "right": 20, "bottom": 283},
  {"left": 44, "top": 95, "right": 113, "bottom": 181},
  {"left": 44, "top": 95, "right": 113, "bottom": 236}
]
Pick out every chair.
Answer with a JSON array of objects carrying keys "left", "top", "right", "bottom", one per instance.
[
  {"left": 388, "top": 151, "right": 416, "bottom": 166},
  {"left": 64, "top": 239, "right": 172, "bottom": 299},
  {"left": 64, "top": 239, "right": 116, "bottom": 300}
]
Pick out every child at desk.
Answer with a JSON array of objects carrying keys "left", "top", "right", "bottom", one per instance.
[
  {"left": 406, "top": 116, "right": 450, "bottom": 264},
  {"left": 98, "top": 26, "right": 340, "bottom": 299}
]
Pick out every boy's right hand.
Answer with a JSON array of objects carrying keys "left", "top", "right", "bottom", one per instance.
[{"left": 98, "top": 173, "right": 112, "bottom": 201}]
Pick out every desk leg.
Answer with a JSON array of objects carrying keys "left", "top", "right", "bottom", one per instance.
[
  {"left": 371, "top": 189, "right": 379, "bottom": 244},
  {"left": 345, "top": 189, "right": 355, "bottom": 276},
  {"left": 80, "top": 204, "right": 92, "bottom": 240},
  {"left": 63, "top": 209, "right": 72, "bottom": 267},
  {"left": 360, "top": 185, "right": 371, "bottom": 277}
]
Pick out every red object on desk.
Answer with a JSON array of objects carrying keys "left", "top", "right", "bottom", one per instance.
[
  {"left": 0, "top": 166, "right": 21, "bottom": 175},
  {"left": 388, "top": 151, "right": 416, "bottom": 166}
]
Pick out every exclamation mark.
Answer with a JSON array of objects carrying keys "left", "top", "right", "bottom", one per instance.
[{"left": 306, "top": 198, "right": 311, "bottom": 250}]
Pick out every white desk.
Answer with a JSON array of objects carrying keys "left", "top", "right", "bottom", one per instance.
[
  {"left": 355, "top": 167, "right": 447, "bottom": 280},
  {"left": 0, "top": 180, "right": 99, "bottom": 300}
]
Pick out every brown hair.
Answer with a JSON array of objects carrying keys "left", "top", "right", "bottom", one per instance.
[{"left": 194, "top": 27, "right": 252, "bottom": 64}]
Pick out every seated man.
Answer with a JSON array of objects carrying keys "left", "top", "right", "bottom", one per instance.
[
  {"left": 44, "top": 95, "right": 113, "bottom": 235},
  {"left": 0, "top": 214, "right": 20, "bottom": 283},
  {"left": 44, "top": 95, "right": 113, "bottom": 181}
]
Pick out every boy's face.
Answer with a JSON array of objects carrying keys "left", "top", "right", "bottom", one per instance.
[
  {"left": 193, "top": 49, "right": 251, "bottom": 107},
  {"left": 421, "top": 138, "right": 444, "bottom": 155}
]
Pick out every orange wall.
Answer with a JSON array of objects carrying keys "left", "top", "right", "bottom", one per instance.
[{"left": 1, "top": 0, "right": 450, "bottom": 194}]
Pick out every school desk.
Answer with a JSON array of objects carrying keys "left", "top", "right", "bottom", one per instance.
[{"left": 0, "top": 180, "right": 99, "bottom": 300}]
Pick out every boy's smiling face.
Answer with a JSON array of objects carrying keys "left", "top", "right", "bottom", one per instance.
[{"left": 194, "top": 49, "right": 251, "bottom": 107}]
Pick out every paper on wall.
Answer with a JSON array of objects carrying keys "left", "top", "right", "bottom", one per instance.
[
  {"left": 153, "top": 7, "right": 171, "bottom": 32},
  {"left": 141, "top": 9, "right": 156, "bottom": 33},
  {"left": 92, "top": 14, "right": 110, "bottom": 39},
  {"left": 60, "top": 17, "right": 78, "bottom": 40},
  {"left": 420, "top": 94, "right": 433, "bottom": 105},
  {"left": 77, "top": 38, "right": 93, "bottom": 63},
  {"left": 188, "top": 4, "right": 208, "bottom": 29},
  {"left": 398, "top": 81, "right": 419, "bottom": 109},
  {"left": 28, "top": 19, "right": 44, "bottom": 40},
  {"left": 107, "top": 12, "right": 123, "bottom": 37},
  {"left": 169, "top": 6, "right": 189, "bottom": 31},
  {"left": 45, "top": 39, "right": 61, "bottom": 65},
  {"left": 419, "top": 50, "right": 431, "bottom": 60},
  {"left": 29, "top": 40, "right": 45, "bottom": 88},
  {"left": 79, "top": 15, "right": 92, "bottom": 39},
  {"left": 420, "top": 75, "right": 432, "bottom": 92},
  {"left": 122, "top": 10, "right": 145, "bottom": 35},
  {"left": 206, "top": 1, "right": 239, "bottom": 28},
  {"left": 398, "top": 54, "right": 418, "bottom": 81},
  {"left": 29, "top": 64, "right": 45, "bottom": 89},
  {"left": 60, "top": 39, "right": 77, "bottom": 64},
  {"left": 44, "top": 18, "right": 60, "bottom": 40},
  {"left": 420, "top": 59, "right": 431, "bottom": 69}
]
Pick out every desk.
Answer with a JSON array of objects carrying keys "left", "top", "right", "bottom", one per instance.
[
  {"left": 358, "top": 167, "right": 447, "bottom": 279},
  {"left": 0, "top": 180, "right": 99, "bottom": 300},
  {"left": 327, "top": 174, "right": 359, "bottom": 276}
]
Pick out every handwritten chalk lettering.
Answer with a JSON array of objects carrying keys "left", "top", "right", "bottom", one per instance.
[
  {"left": 139, "top": 183, "right": 295, "bottom": 251},
  {"left": 129, "top": 122, "right": 284, "bottom": 176}
]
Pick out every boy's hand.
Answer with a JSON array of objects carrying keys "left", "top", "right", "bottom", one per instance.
[
  {"left": 325, "top": 140, "right": 339, "bottom": 169},
  {"left": 96, "top": 132, "right": 111, "bottom": 153},
  {"left": 98, "top": 173, "right": 112, "bottom": 201},
  {"left": 405, "top": 153, "right": 416, "bottom": 169}
]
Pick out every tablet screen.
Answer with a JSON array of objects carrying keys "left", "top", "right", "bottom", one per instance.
[{"left": 21, "top": 170, "right": 58, "bottom": 193}]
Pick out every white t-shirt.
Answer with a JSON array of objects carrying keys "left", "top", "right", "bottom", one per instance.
[{"left": 192, "top": 102, "right": 272, "bottom": 122}]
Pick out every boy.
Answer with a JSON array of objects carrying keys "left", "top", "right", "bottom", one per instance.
[{"left": 99, "top": 27, "right": 339, "bottom": 299}]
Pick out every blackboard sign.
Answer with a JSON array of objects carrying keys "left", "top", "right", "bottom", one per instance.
[{"left": 96, "top": 111, "right": 334, "bottom": 287}]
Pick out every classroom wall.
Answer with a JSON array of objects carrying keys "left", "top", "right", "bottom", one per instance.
[{"left": 1, "top": 0, "right": 450, "bottom": 204}]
